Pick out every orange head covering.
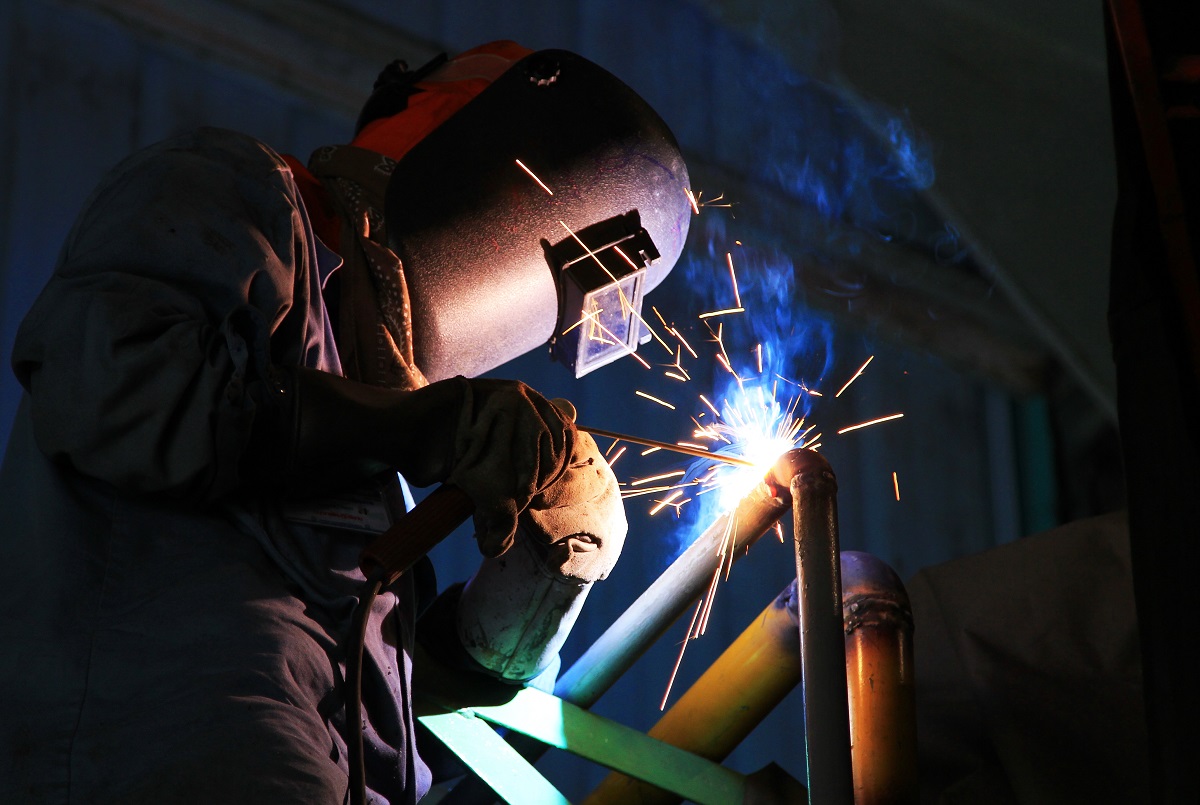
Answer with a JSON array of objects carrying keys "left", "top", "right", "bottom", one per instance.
[
  {"left": 353, "top": 41, "right": 532, "bottom": 161},
  {"left": 285, "top": 40, "right": 532, "bottom": 252}
]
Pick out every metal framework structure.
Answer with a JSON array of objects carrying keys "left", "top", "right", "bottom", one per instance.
[{"left": 414, "top": 450, "right": 918, "bottom": 805}]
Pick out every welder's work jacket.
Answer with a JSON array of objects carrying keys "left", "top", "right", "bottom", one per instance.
[{"left": 0, "top": 128, "right": 431, "bottom": 804}]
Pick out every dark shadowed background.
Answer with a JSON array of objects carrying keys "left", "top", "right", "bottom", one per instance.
[{"left": 0, "top": 0, "right": 1122, "bottom": 797}]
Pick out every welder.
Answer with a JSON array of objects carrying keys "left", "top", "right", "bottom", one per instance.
[{"left": 0, "top": 41, "right": 690, "bottom": 803}]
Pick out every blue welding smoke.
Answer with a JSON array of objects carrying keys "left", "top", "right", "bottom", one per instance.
[{"left": 654, "top": 36, "right": 946, "bottom": 558}]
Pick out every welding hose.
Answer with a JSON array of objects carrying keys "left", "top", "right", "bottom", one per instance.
[
  {"left": 348, "top": 484, "right": 475, "bottom": 805},
  {"left": 346, "top": 395, "right": 580, "bottom": 802}
]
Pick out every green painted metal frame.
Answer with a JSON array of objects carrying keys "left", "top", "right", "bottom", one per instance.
[{"left": 418, "top": 687, "right": 747, "bottom": 805}]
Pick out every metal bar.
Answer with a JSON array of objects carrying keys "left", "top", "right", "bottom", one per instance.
[
  {"left": 419, "top": 710, "right": 570, "bottom": 805},
  {"left": 841, "top": 551, "right": 918, "bottom": 805},
  {"left": 790, "top": 450, "right": 854, "bottom": 805},
  {"left": 578, "top": 424, "right": 757, "bottom": 468},
  {"left": 584, "top": 548, "right": 920, "bottom": 805},
  {"left": 455, "top": 687, "right": 745, "bottom": 805},
  {"left": 554, "top": 450, "right": 802, "bottom": 708},
  {"left": 441, "top": 452, "right": 800, "bottom": 804},
  {"left": 582, "top": 580, "right": 804, "bottom": 805}
]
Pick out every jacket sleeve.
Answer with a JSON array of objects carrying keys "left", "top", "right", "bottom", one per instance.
[{"left": 12, "top": 128, "right": 332, "bottom": 503}]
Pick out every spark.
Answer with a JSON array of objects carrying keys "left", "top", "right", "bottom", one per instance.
[
  {"left": 627, "top": 350, "right": 652, "bottom": 370},
  {"left": 649, "top": 490, "right": 685, "bottom": 516},
  {"left": 663, "top": 346, "right": 691, "bottom": 383},
  {"left": 611, "top": 244, "right": 640, "bottom": 272},
  {"left": 698, "top": 307, "right": 745, "bottom": 319},
  {"left": 621, "top": 485, "right": 672, "bottom": 499},
  {"left": 619, "top": 291, "right": 674, "bottom": 355},
  {"left": 632, "top": 470, "right": 686, "bottom": 486},
  {"left": 755, "top": 344, "right": 763, "bottom": 375},
  {"left": 835, "top": 355, "right": 874, "bottom": 398},
  {"left": 515, "top": 159, "right": 554, "bottom": 195},
  {"left": 699, "top": 571, "right": 720, "bottom": 635},
  {"left": 776, "top": 374, "right": 825, "bottom": 397},
  {"left": 774, "top": 521, "right": 785, "bottom": 542},
  {"left": 661, "top": 600, "right": 704, "bottom": 710},
  {"left": 893, "top": 471, "right": 901, "bottom": 501},
  {"left": 837, "top": 412, "right": 904, "bottom": 435},
  {"left": 635, "top": 390, "right": 676, "bottom": 410},
  {"left": 726, "top": 252, "right": 742, "bottom": 308},
  {"left": 652, "top": 307, "right": 696, "bottom": 358},
  {"left": 676, "top": 441, "right": 708, "bottom": 450},
  {"left": 560, "top": 306, "right": 602, "bottom": 336},
  {"left": 583, "top": 314, "right": 650, "bottom": 369},
  {"left": 687, "top": 190, "right": 732, "bottom": 209},
  {"left": 641, "top": 446, "right": 662, "bottom": 456},
  {"left": 607, "top": 446, "right": 627, "bottom": 468},
  {"left": 686, "top": 385, "right": 808, "bottom": 513},
  {"left": 707, "top": 322, "right": 742, "bottom": 390},
  {"left": 684, "top": 187, "right": 700, "bottom": 215},
  {"left": 559, "top": 219, "right": 670, "bottom": 355},
  {"left": 674, "top": 329, "right": 698, "bottom": 359},
  {"left": 650, "top": 307, "right": 699, "bottom": 359}
]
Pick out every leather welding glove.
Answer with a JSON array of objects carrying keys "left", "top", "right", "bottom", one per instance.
[
  {"left": 424, "top": 430, "right": 627, "bottom": 684},
  {"left": 245, "top": 366, "right": 574, "bottom": 557},
  {"left": 519, "top": 430, "right": 627, "bottom": 581},
  {"left": 448, "top": 378, "right": 578, "bottom": 557}
]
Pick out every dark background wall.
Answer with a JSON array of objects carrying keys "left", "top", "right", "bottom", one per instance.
[{"left": 0, "top": 0, "right": 1122, "bottom": 797}]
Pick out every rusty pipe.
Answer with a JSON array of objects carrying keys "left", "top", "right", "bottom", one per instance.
[
  {"left": 790, "top": 449, "right": 854, "bottom": 805},
  {"left": 552, "top": 450, "right": 805, "bottom": 708},
  {"left": 842, "top": 551, "right": 918, "bottom": 805}
]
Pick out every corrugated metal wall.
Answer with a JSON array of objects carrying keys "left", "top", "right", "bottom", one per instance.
[{"left": 0, "top": 0, "right": 1028, "bottom": 798}]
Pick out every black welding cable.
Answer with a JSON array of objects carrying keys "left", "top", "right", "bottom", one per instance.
[{"left": 347, "top": 573, "right": 384, "bottom": 805}]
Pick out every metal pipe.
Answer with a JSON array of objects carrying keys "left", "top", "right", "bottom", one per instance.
[
  {"left": 440, "top": 449, "right": 804, "bottom": 805},
  {"left": 582, "top": 549, "right": 919, "bottom": 805},
  {"left": 790, "top": 449, "right": 854, "bottom": 805},
  {"left": 552, "top": 449, "right": 804, "bottom": 708},
  {"left": 582, "top": 580, "right": 803, "bottom": 805},
  {"left": 841, "top": 551, "right": 918, "bottom": 805}
]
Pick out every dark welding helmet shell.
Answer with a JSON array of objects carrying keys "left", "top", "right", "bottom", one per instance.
[{"left": 385, "top": 49, "right": 691, "bottom": 382}]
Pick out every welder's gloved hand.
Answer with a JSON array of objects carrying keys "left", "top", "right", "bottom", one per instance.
[
  {"left": 447, "top": 378, "right": 576, "bottom": 558},
  {"left": 242, "top": 369, "right": 573, "bottom": 558},
  {"left": 519, "top": 430, "right": 627, "bottom": 582},
  {"left": 440, "top": 432, "right": 627, "bottom": 684}
]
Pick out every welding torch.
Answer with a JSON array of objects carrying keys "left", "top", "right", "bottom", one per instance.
[{"left": 360, "top": 422, "right": 752, "bottom": 585}]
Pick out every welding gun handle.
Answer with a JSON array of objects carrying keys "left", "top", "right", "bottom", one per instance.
[{"left": 360, "top": 485, "right": 475, "bottom": 586}]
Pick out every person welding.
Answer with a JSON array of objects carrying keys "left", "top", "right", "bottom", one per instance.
[{"left": 0, "top": 41, "right": 690, "bottom": 804}]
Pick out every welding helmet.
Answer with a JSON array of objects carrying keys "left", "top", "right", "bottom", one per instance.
[{"left": 373, "top": 46, "right": 692, "bottom": 381}]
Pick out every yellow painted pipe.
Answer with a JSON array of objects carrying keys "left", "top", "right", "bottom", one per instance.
[
  {"left": 584, "top": 551, "right": 918, "bottom": 805},
  {"left": 582, "top": 583, "right": 802, "bottom": 805}
]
